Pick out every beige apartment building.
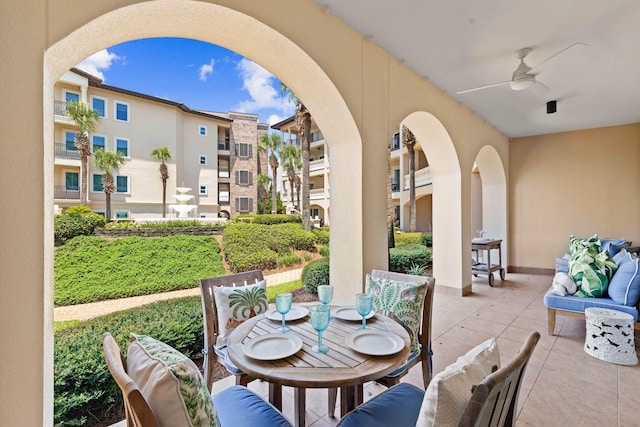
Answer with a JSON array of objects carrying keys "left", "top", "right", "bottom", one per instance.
[{"left": 54, "top": 68, "right": 267, "bottom": 220}]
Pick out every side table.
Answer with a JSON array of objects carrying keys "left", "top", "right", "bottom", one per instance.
[{"left": 584, "top": 307, "right": 638, "bottom": 365}]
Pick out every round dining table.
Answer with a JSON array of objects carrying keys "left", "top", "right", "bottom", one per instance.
[{"left": 227, "top": 307, "right": 410, "bottom": 427}]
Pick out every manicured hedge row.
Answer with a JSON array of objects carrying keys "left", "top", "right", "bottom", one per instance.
[
  {"left": 54, "top": 206, "right": 107, "bottom": 246},
  {"left": 235, "top": 214, "right": 302, "bottom": 225},
  {"left": 222, "top": 223, "right": 318, "bottom": 273},
  {"left": 54, "top": 297, "right": 203, "bottom": 426},
  {"left": 390, "top": 244, "right": 433, "bottom": 273}
]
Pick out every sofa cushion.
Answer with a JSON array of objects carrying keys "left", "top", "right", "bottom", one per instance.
[
  {"left": 366, "top": 274, "right": 428, "bottom": 354},
  {"left": 127, "top": 334, "right": 219, "bottom": 427},
  {"left": 337, "top": 383, "right": 424, "bottom": 427},
  {"left": 600, "top": 238, "right": 629, "bottom": 257},
  {"left": 212, "top": 385, "right": 292, "bottom": 427},
  {"left": 416, "top": 338, "right": 499, "bottom": 427},
  {"left": 608, "top": 251, "right": 640, "bottom": 307},
  {"left": 213, "top": 280, "right": 268, "bottom": 348},
  {"left": 544, "top": 287, "right": 639, "bottom": 321}
]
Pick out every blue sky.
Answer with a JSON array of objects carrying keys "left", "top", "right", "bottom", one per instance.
[{"left": 75, "top": 37, "right": 295, "bottom": 125}]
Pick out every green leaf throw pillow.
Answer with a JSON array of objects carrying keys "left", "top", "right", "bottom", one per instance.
[
  {"left": 568, "top": 235, "right": 617, "bottom": 298},
  {"left": 365, "top": 274, "right": 428, "bottom": 354},
  {"left": 127, "top": 334, "right": 220, "bottom": 427}
]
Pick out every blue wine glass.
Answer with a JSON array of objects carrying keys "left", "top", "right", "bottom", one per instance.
[
  {"left": 309, "top": 305, "right": 331, "bottom": 353},
  {"left": 355, "top": 293, "right": 373, "bottom": 330},
  {"left": 317, "top": 285, "right": 334, "bottom": 306},
  {"left": 275, "top": 292, "right": 293, "bottom": 332}
]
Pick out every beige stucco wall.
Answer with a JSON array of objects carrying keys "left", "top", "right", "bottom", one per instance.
[
  {"left": 0, "top": 0, "right": 507, "bottom": 424},
  {"left": 509, "top": 123, "right": 640, "bottom": 270}
]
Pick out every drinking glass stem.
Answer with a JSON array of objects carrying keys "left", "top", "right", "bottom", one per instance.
[
  {"left": 281, "top": 314, "right": 286, "bottom": 331},
  {"left": 362, "top": 315, "right": 366, "bottom": 329},
  {"left": 318, "top": 331, "right": 323, "bottom": 348}
]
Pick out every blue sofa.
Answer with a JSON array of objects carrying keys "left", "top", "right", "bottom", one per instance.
[{"left": 544, "top": 239, "right": 640, "bottom": 336}]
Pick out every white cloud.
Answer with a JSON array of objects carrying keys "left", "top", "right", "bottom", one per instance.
[
  {"left": 235, "top": 58, "right": 295, "bottom": 115},
  {"left": 75, "top": 49, "right": 121, "bottom": 80},
  {"left": 266, "top": 114, "right": 286, "bottom": 126},
  {"left": 199, "top": 59, "right": 215, "bottom": 82}
]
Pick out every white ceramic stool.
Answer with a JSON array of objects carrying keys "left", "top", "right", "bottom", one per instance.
[{"left": 584, "top": 307, "right": 638, "bottom": 365}]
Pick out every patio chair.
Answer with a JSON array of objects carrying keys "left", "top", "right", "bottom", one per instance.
[
  {"left": 328, "top": 269, "right": 435, "bottom": 417},
  {"left": 200, "top": 269, "right": 264, "bottom": 390},
  {"left": 338, "top": 331, "right": 541, "bottom": 427}
]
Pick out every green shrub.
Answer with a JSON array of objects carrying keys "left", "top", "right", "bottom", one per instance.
[
  {"left": 54, "top": 235, "right": 224, "bottom": 305},
  {"left": 54, "top": 297, "right": 203, "bottom": 426},
  {"left": 54, "top": 210, "right": 107, "bottom": 246},
  {"left": 319, "top": 244, "right": 330, "bottom": 257},
  {"left": 226, "top": 248, "right": 278, "bottom": 272},
  {"left": 104, "top": 220, "right": 222, "bottom": 229},
  {"left": 312, "top": 227, "right": 330, "bottom": 245},
  {"left": 252, "top": 214, "right": 302, "bottom": 225},
  {"left": 393, "top": 232, "right": 422, "bottom": 247},
  {"left": 301, "top": 257, "right": 330, "bottom": 294},
  {"left": 420, "top": 232, "right": 433, "bottom": 247},
  {"left": 390, "top": 244, "right": 432, "bottom": 274},
  {"left": 278, "top": 252, "right": 302, "bottom": 268}
]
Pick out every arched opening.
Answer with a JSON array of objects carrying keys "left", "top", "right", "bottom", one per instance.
[
  {"left": 401, "top": 111, "right": 467, "bottom": 293},
  {"left": 42, "top": 1, "right": 363, "bottom": 421}
]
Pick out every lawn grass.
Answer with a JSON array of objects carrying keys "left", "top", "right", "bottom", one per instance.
[
  {"left": 266, "top": 280, "right": 303, "bottom": 302},
  {"left": 54, "top": 235, "right": 225, "bottom": 306}
]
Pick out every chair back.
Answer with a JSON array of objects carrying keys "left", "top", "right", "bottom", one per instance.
[
  {"left": 200, "top": 269, "right": 264, "bottom": 390},
  {"left": 458, "top": 331, "right": 541, "bottom": 427},
  {"left": 102, "top": 333, "right": 158, "bottom": 427},
  {"left": 371, "top": 269, "right": 436, "bottom": 388}
]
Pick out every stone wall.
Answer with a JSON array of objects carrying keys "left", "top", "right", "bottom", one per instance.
[{"left": 95, "top": 226, "right": 224, "bottom": 238}]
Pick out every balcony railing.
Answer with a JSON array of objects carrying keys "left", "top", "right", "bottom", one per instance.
[
  {"left": 54, "top": 185, "right": 80, "bottom": 199},
  {"left": 218, "top": 171, "right": 230, "bottom": 179},
  {"left": 391, "top": 183, "right": 400, "bottom": 192},
  {"left": 218, "top": 191, "right": 230, "bottom": 204},
  {"left": 55, "top": 143, "right": 80, "bottom": 159},
  {"left": 403, "top": 166, "right": 433, "bottom": 189},
  {"left": 218, "top": 141, "right": 230, "bottom": 151},
  {"left": 54, "top": 100, "right": 68, "bottom": 116}
]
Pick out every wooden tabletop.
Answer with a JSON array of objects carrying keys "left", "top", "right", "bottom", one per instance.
[{"left": 227, "top": 308, "right": 411, "bottom": 389}]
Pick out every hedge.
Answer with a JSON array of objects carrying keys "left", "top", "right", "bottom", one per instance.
[
  {"left": 393, "top": 232, "right": 423, "bottom": 247},
  {"left": 54, "top": 297, "right": 203, "bottom": 426},
  {"left": 389, "top": 244, "right": 432, "bottom": 274},
  {"left": 54, "top": 208, "right": 107, "bottom": 246},
  {"left": 301, "top": 257, "right": 330, "bottom": 294},
  {"left": 235, "top": 214, "right": 302, "bottom": 225}
]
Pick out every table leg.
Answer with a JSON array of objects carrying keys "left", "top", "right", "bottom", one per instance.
[
  {"left": 339, "top": 384, "right": 364, "bottom": 417},
  {"left": 269, "top": 383, "right": 282, "bottom": 411},
  {"left": 294, "top": 387, "right": 306, "bottom": 427}
]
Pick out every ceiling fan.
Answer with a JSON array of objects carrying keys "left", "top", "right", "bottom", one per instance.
[{"left": 456, "top": 43, "right": 586, "bottom": 95}]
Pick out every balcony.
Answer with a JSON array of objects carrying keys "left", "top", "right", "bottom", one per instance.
[
  {"left": 55, "top": 143, "right": 80, "bottom": 159},
  {"left": 54, "top": 100, "right": 68, "bottom": 116},
  {"left": 310, "top": 188, "right": 327, "bottom": 201},
  {"left": 218, "top": 171, "right": 230, "bottom": 179},
  {"left": 309, "top": 158, "right": 326, "bottom": 173},
  {"left": 218, "top": 191, "right": 230, "bottom": 205},
  {"left": 404, "top": 166, "right": 432, "bottom": 189},
  {"left": 218, "top": 141, "right": 230, "bottom": 151},
  {"left": 391, "top": 182, "right": 400, "bottom": 192},
  {"left": 54, "top": 185, "right": 80, "bottom": 200}
]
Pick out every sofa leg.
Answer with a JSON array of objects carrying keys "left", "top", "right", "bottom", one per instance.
[{"left": 547, "top": 308, "right": 556, "bottom": 336}]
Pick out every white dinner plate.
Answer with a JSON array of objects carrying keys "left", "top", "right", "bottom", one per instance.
[
  {"left": 345, "top": 330, "right": 404, "bottom": 356},
  {"left": 265, "top": 306, "right": 309, "bottom": 322},
  {"left": 332, "top": 306, "right": 375, "bottom": 322},
  {"left": 243, "top": 334, "right": 303, "bottom": 360}
]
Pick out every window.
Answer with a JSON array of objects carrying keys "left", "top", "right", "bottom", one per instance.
[
  {"left": 115, "top": 138, "right": 129, "bottom": 157},
  {"left": 311, "top": 208, "right": 319, "bottom": 218},
  {"left": 65, "top": 131, "right": 76, "bottom": 151},
  {"left": 92, "top": 174, "right": 104, "bottom": 192},
  {"left": 92, "top": 96, "right": 106, "bottom": 118},
  {"left": 391, "top": 133, "right": 401, "bottom": 150},
  {"left": 115, "top": 211, "right": 130, "bottom": 219},
  {"left": 116, "top": 175, "right": 129, "bottom": 193},
  {"left": 199, "top": 125, "right": 207, "bottom": 136},
  {"left": 199, "top": 155, "right": 207, "bottom": 165},
  {"left": 199, "top": 185, "right": 208, "bottom": 195},
  {"left": 309, "top": 182, "right": 315, "bottom": 190},
  {"left": 392, "top": 169, "right": 400, "bottom": 191},
  {"left": 236, "top": 170, "right": 252, "bottom": 186},
  {"left": 115, "top": 101, "right": 129, "bottom": 122},
  {"left": 236, "top": 197, "right": 253, "bottom": 213},
  {"left": 236, "top": 142, "right": 252, "bottom": 158},
  {"left": 92, "top": 135, "right": 106, "bottom": 153},
  {"left": 65, "top": 92, "right": 80, "bottom": 103},
  {"left": 65, "top": 171, "right": 79, "bottom": 191}
]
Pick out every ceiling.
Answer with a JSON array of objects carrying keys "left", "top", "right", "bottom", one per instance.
[{"left": 313, "top": 0, "right": 640, "bottom": 138}]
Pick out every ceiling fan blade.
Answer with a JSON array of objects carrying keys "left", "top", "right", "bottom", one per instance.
[
  {"left": 457, "top": 80, "right": 511, "bottom": 95},
  {"left": 530, "top": 42, "right": 587, "bottom": 75}
]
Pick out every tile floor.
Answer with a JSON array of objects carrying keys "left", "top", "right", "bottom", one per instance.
[{"left": 212, "top": 272, "right": 640, "bottom": 426}]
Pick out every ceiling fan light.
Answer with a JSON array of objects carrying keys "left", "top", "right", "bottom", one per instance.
[{"left": 510, "top": 74, "right": 535, "bottom": 91}]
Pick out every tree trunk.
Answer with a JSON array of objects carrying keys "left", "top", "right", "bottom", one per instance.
[
  {"left": 80, "top": 155, "right": 88, "bottom": 205},
  {"left": 409, "top": 147, "right": 416, "bottom": 232},
  {"left": 387, "top": 145, "right": 395, "bottom": 249},
  {"left": 161, "top": 178, "right": 167, "bottom": 218},
  {"left": 299, "top": 106, "right": 312, "bottom": 231},
  {"left": 271, "top": 164, "right": 278, "bottom": 214}
]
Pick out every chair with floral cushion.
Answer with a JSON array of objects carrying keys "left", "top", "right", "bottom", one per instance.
[{"left": 328, "top": 269, "right": 436, "bottom": 417}]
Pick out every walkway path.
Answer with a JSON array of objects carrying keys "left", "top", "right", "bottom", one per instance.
[{"left": 54, "top": 268, "right": 304, "bottom": 322}]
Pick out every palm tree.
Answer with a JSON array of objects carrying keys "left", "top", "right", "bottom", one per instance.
[
  {"left": 402, "top": 125, "right": 417, "bottom": 232},
  {"left": 258, "top": 132, "right": 283, "bottom": 214},
  {"left": 150, "top": 146, "right": 172, "bottom": 218},
  {"left": 387, "top": 139, "right": 395, "bottom": 250},
  {"left": 256, "top": 173, "right": 271, "bottom": 214},
  {"left": 229, "top": 286, "right": 268, "bottom": 318},
  {"left": 280, "top": 143, "right": 302, "bottom": 211},
  {"left": 281, "top": 84, "right": 312, "bottom": 231},
  {"left": 93, "top": 149, "right": 125, "bottom": 220},
  {"left": 66, "top": 101, "right": 100, "bottom": 205}
]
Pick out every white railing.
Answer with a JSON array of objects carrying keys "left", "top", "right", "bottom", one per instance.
[
  {"left": 404, "top": 166, "right": 433, "bottom": 189},
  {"left": 218, "top": 171, "right": 230, "bottom": 178},
  {"left": 218, "top": 191, "right": 229, "bottom": 202},
  {"left": 310, "top": 188, "right": 328, "bottom": 200}
]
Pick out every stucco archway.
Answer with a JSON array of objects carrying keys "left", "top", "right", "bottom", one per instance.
[{"left": 401, "top": 111, "right": 469, "bottom": 293}]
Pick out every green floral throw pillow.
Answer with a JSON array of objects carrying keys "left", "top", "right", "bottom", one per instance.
[
  {"left": 568, "top": 235, "right": 617, "bottom": 298},
  {"left": 127, "top": 334, "right": 220, "bottom": 427},
  {"left": 365, "top": 274, "right": 428, "bottom": 354}
]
